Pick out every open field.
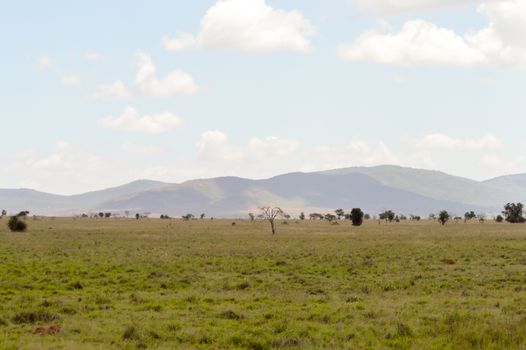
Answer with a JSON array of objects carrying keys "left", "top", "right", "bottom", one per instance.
[{"left": 1, "top": 218, "right": 526, "bottom": 349}]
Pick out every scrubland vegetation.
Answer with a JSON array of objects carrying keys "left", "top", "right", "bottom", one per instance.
[{"left": 1, "top": 218, "right": 526, "bottom": 349}]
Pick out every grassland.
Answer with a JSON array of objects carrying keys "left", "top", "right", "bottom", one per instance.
[{"left": 1, "top": 218, "right": 526, "bottom": 349}]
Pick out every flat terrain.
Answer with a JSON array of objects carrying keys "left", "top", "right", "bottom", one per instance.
[{"left": 1, "top": 218, "right": 526, "bottom": 349}]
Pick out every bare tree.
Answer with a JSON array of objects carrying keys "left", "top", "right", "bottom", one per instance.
[{"left": 259, "top": 207, "right": 284, "bottom": 235}]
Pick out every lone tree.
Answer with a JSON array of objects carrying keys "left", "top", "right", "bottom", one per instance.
[
  {"left": 182, "top": 214, "right": 194, "bottom": 221},
  {"left": 350, "top": 208, "right": 364, "bottom": 226},
  {"left": 309, "top": 213, "right": 324, "bottom": 220},
  {"left": 438, "top": 210, "right": 450, "bottom": 225},
  {"left": 259, "top": 207, "right": 284, "bottom": 235},
  {"left": 1, "top": 209, "right": 6, "bottom": 217},
  {"left": 7, "top": 215, "right": 27, "bottom": 232},
  {"left": 324, "top": 213, "right": 337, "bottom": 222},
  {"left": 502, "top": 203, "right": 525, "bottom": 223},
  {"left": 335, "top": 209, "right": 345, "bottom": 220},
  {"left": 299, "top": 212, "right": 305, "bottom": 220},
  {"left": 464, "top": 211, "right": 476, "bottom": 222},
  {"left": 379, "top": 210, "right": 395, "bottom": 223}
]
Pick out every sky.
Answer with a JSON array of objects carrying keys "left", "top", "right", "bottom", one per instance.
[{"left": 1, "top": 0, "right": 526, "bottom": 194}]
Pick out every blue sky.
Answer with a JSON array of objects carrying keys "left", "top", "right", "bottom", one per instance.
[{"left": 1, "top": 0, "right": 525, "bottom": 194}]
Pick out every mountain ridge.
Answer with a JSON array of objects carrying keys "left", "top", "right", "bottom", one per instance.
[{"left": 1, "top": 166, "right": 525, "bottom": 217}]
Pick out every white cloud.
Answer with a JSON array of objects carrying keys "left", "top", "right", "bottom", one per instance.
[
  {"left": 3, "top": 132, "right": 523, "bottom": 194},
  {"left": 94, "top": 52, "right": 202, "bottom": 99},
  {"left": 61, "top": 73, "right": 81, "bottom": 87},
  {"left": 162, "top": 0, "right": 315, "bottom": 53},
  {"left": 162, "top": 32, "right": 198, "bottom": 51},
  {"left": 121, "top": 143, "right": 164, "bottom": 155},
  {"left": 308, "top": 140, "right": 399, "bottom": 171},
  {"left": 0, "top": 142, "right": 124, "bottom": 195},
  {"left": 86, "top": 52, "right": 101, "bottom": 61},
  {"left": 417, "top": 133, "right": 502, "bottom": 150},
  {"left": 338, "top": 20, "right": 487, "bottom": 66},
  {"left": 94, "top": 81, "right": 130, "bottom": 99},
  {"left": 340, "top": 0, "right": 526, "bottom": 67},
  {"left": 36, "top": 56, "right": 53, "bottom": 70},
  {"left": 196, "top": 131, "right": 299, "bottom": 163},
  {"left": 465, "top": 0, "right": 526, "bottom": 68},
  {"left": 99, "top": 107, "right": 183, "bottom": 134},
  {"left": 357, "top": 0, "right": 482, "bottom": 14}
]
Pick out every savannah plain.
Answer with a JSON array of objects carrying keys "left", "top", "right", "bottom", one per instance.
[{"left": 1, "top": 218, "right": 526, "bottom": 349}]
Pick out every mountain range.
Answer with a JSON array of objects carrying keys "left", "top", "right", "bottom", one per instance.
[{"left": 1, "top": 165, "right": 525, "bottom": 217}]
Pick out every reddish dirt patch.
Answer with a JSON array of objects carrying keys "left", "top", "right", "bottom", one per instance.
[
  {"left": 34, "top": 325, "right": 61, "bottom": 335},
  {"left": 443, "top": 259, "right": 456, "bottom": 265}
]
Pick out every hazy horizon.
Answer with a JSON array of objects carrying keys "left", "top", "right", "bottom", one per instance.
[
  {"left": 0, "top": 164, "right": 522, "bottom": 196},
  {"left": 2, "top": 0, "right": 526, "bottom": 195}
]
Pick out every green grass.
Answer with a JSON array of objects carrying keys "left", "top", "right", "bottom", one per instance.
[{"left": 1, "top": 218, "right": 526, "bottom": 349}]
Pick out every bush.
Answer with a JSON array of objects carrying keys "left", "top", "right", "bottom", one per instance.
[
  {"left": 438, "top": 211, "right": 450, "bottom": 225},
  {"left": 350, "top": 208, "right": 364, "bottom": 226},
  {"left": 12, "top": 311, "right": 58, "bottom": 324},
  {"left": 7, "top": 216, "right": 27, "bottom": 232}
]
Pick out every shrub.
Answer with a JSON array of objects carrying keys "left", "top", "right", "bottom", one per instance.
[
  {"left": 218, "top": 310, "right": 242, "bottom": 320},
  {"left": 12, "top": 311, "right": 59, "bottom": 324},
  {"left": 7, "top": 216, "right": 27, "bottom": 232},
  {"left": 350, "top": 208, "right": 364, "bottom": 226},
  {"left": 122, "top": 325, "right": 139, "bottom": 340},
  {"left": 502, "top": 203, "right": 525, "bottom": 223},
  {"left": 438, "top": 211, "right": 450, "bottom": 225}
]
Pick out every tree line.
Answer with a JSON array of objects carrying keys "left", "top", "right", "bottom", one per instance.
[{"left": 3, "top": 202, "right": 526, "bottom": 233}]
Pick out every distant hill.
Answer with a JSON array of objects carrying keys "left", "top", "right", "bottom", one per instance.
[
  {"left": 0, "top": 180, "right": 171, "bottom": 215},
  {"left": 484, "top": 174, "right": 526, "bottom": 196},
  {"left": 1, "top": 166, "right": 524, "bottom": 217},
  {"left": 318, "top": 165, "right": 526, "bottom": 207}
]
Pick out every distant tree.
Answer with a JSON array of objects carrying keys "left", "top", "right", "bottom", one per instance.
[
  {"left": 248, "top": 213, "right": 255, "bottom": 222},
  {"left": 7, "top": 216, "right": 27, "bottom": 232},
  {"left": 104, "top": 212, "right": 111, "bottom": 218},
  {"left": 438, "top": 210, "right": 449, "bottom": 225},
  {"left": 182, "top": 214, "right": 194, "bottom": 221},
  {"left": 464, "top": 211, "right": 476, "bottom": 222},
  {"left": 379, "top": 210, "right": 395, "bottom": 223},
  {"left": 334, "top": 209, "right": 345, "bottom": 220},
  {"left": 160, "top": 214, "right": 165, "bottom": 219},
  {"left": 350, "top": 208, "right": 364, "bottom": 226},
  {"left": 17, "top": 211, "right": 29, "bottom": 218},
  {"left": 495, "top": 215, "right": 504, "bottom": 223},
  {"left": 502, "top": 203, "right": 525, "bottom": 223},
  {"left": 410, "top": 215, "right": 421, "bottom": 221},
  {"left": 364, "top": 213, "right": 371, "bottom": 220},
  {"left": 124, "top": 210, "right": 130, "bottom": 218},
  {"left": 309, "top": 213, "right": 324, "bottom": 220},
  {"left": 135, "top": 213, "right": 140, "bottom": 220},
  {"left": 98, "top": 212, "right": 104, "bottom": 218},
  {"left": 200, "top": 213, "right": 205, "bottom": 220},
  {"left": 299, "top": 212, "right": 305, "bottom": 221},
  {"left": 399, "top": 215, "right": 407, "bottom": 221},
  {"left": 259, "top": 207, "right": 284, "bottom": 235},
  {"left": 1, "top": 210, "right": 6, "bottom": 217},
  {"left": 324, "top": 213, "right": 337, "bottom": 222},
  {"left": 428, "top": 213, "right": 436, "bottom": 220}
]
